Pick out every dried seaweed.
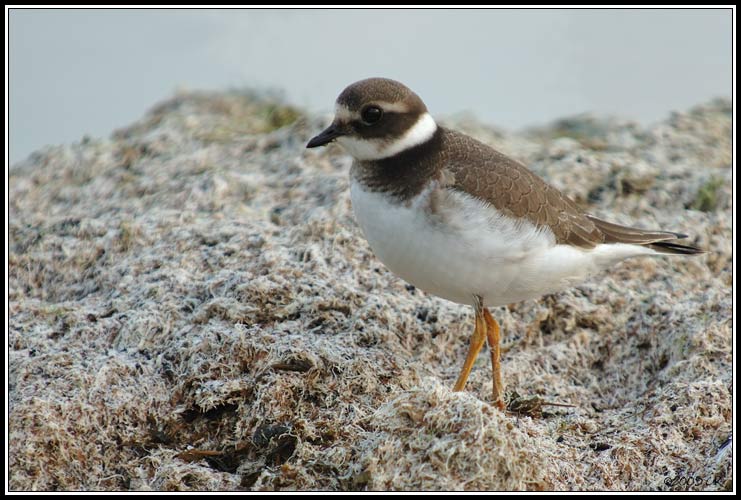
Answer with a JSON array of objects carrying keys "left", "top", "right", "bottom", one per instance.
[{"left": 8, "top": 91, "right": 732, "bottom": 491}]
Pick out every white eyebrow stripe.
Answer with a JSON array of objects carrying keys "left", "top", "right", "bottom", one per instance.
[
  {"left": 372, "top": 101, "right": 410, "bottom": 113},
  {"left": 334, "top": 100, "right": 411, "bottom": 121}
]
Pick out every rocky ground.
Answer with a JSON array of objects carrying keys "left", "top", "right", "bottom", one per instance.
[{"left": 8, "top": 90, "right": 732, "bottom": 491}]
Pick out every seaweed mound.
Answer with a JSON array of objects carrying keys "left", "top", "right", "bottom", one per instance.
[{"left": 9, "top": 91, "right": 732, "bottom": 491}]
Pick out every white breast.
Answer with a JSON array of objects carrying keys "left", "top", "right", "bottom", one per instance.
[{"left": 349, "top": 180, "right": 655, "bottom": 307}]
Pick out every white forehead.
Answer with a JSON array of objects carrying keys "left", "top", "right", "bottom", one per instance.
[{"left": 334, "top": 101, "right": 412, "bottom": 121}]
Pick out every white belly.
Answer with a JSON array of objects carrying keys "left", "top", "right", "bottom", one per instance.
[{"left": 349, "top": 180, "right": 653, "bottom": 307}]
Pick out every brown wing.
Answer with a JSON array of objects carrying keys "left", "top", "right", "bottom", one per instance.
[
  {"left": 440, "top": 129, "right": 604, "bottom": 248},
  {"left": 440, "top": 128, "right": 703, "bottom": 254}
]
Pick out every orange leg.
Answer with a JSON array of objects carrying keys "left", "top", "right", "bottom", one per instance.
[
  {"left": 452, "top": 306, "right": 487, "bottom": 392},
  {"left": 483, "top": 308, "right": 506, "bottom": 410}
]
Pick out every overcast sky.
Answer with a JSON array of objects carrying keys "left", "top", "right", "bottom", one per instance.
[{"left": 9, "top": 8, "right": 732, "bottom": 165}]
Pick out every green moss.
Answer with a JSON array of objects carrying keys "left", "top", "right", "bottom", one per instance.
[
  {"left": 691, "top": 177, "right": 725, "bottom": 212},
  {"left": 195, "top": 95, "right": 303, "bottom": 143},
  {"left": 256, "top": 103, "right": 302, "bottom": 132}
]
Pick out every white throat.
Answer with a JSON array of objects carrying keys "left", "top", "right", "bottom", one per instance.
[{"left": 337, "top": 112, "right": 437, "bottom": 161}]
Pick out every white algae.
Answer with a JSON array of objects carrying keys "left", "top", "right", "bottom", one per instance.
[{"left": 8, "top": 91, "right": 732, "bottom": 491}]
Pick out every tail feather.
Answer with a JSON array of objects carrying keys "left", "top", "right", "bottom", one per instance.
[
  {"left": 587, "top": 215, "right": 704, "bottom": 255},
  {"left": 647, "top": 240, "right": 705, "bottom": 255}
]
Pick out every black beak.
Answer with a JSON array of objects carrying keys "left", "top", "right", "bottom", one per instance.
[{"left": 306, "top": 124, "right": 344, "bottom": 148}]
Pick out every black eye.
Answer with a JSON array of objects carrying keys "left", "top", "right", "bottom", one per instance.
[{"left": 361, "top": 105, "right": 383, "bottom": 124}]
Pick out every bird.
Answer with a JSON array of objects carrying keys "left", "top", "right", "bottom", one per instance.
[{"left": 306, "top": 77, "right": 703, "bottom": 410}]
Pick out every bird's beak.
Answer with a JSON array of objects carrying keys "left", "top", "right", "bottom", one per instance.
[{"left": 306, "top": 123, "right": 344, "bottom": 148}]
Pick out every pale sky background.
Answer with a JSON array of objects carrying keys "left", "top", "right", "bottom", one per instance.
[{"left": 8, "top": 8, "right": 733, "bottom": 165}]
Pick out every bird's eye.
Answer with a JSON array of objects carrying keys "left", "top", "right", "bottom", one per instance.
[{"left": 361, "top": 105, "right": 383, "bottom": 125}]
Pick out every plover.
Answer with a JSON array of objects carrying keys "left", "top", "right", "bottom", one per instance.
[{"left": 306, "top": 77, "right": 703, "bottom": 410}]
